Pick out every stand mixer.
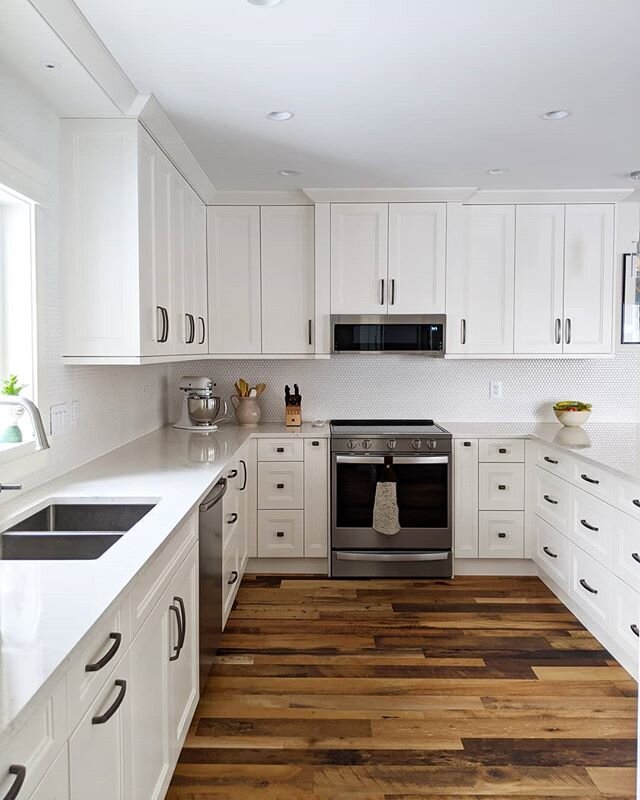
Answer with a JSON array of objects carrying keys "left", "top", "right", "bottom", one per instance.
[{"left": 174, "top": 376, "right": 230, "bottom": 431}]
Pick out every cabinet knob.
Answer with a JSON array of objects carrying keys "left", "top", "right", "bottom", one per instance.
[
  {"left": 497, "top": 532, "right": 507, "bottom": 539},
  {"left": 463, "top": 441, "right": 471, "bottom": 447},
  {"left": 276, "top": 531, "right": 285, "bottom": 538},
  {"left": 498, "top": 448, "right": 507, "bottom": 454},
  {"left": 276, "top": 447, "right": 285, "bottom": 453},
  {"left": 276, "top": 483, "right": 285, "bottom": 489},
  {"left": 312, "top": 441, "right": 320, "bottom": 446},
  {"left": 498, "top": 484, "right": 507, "bottom": 491}
]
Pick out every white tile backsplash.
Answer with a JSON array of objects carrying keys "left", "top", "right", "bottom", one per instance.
[{"left": 167, "top": 353, "right": 640, "bottom": 426}]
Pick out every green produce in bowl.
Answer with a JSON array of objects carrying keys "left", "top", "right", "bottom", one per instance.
[{"left": 553, "top": 400, "right": 592, "bottom": 412}]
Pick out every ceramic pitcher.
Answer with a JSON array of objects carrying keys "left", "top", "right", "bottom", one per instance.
[{"left": 230, "top": 395, "right": 262, "bottom": 426}]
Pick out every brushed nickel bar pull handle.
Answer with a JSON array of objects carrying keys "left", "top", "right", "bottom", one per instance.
[
  {"left": 555, "top": 318, "right": 562, "bottom": 345},
  {"left": 461, "top": 318, "right": 467, "bottom": 345},
  {"left": 308, "top": 319, "right": 313, "bottom": 346},
  {"left": 565, "top": 317, "right": 572, "bottom": 344},
  {"left": 380, "top": 278, "right": 385, "bottom": 306}
]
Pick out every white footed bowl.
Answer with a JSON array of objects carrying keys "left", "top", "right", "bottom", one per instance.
[{"left": 553, "top": 409, "right": 591, "bottom": 427}]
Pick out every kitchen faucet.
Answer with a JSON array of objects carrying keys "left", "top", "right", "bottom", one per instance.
[{"left": 0, "top": 396, "right": 50, "bottom": 494}]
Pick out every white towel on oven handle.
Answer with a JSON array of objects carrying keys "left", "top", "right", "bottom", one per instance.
[{"left": 372, "top": 481, "right": 401, "bottom": 536}]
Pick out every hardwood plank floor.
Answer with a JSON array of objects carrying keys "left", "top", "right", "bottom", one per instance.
[{"left": 167, "top": 575, "right": 638, "bottom": 799}]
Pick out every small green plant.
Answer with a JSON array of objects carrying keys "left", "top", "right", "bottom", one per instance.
[{"left": 1, "top": 374, "right": 26, "bottom": 396}]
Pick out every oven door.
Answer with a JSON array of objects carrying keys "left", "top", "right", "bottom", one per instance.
[{"left": 331, "top": 453, "right": 451, "bottom": 550}]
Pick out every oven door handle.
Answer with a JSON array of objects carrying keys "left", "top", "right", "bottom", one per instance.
[
  {"left": 335, "top": 455, "right": 449, "bottom": 465},
  {"left": 335, "top": 551, "right": 449, "bottom": 562}
]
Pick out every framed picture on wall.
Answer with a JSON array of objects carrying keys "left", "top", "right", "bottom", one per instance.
[{"left": 621, "top": 253, "right": 640, "bottom": 344}]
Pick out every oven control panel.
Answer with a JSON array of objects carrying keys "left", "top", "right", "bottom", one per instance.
[{"left": 332, "top": 436, "right": 451, "bottom": 454}]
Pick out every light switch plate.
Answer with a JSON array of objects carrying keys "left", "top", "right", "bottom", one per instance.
[
  {"left": 50, "top": 403, "right": 69, "bottom": 436},
  {"left": 490, "top": 381, "right": 503, "bottom": 400}
]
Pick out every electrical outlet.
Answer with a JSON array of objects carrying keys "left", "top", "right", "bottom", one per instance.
[
  {"left": 49, "top": 403, "right": 69, "bottom": 436},
  {"left": 71, "top": 400, "right": 80, "bottom": 431},
  {"left": 490, "top": 381, "right": 503, "bottom": 400},
  {"left": 142, "top": 385, "right": 151, "bottom": 407}
]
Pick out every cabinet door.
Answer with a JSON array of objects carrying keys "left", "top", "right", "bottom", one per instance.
[
  {"left": 169, "top": 171, "right": 186, "bottom": 355},
  {"left": 30, "top": 747, "right": 69, "bottom": 800},
  {"left": 330, "top": 204, "right": 388, "bottom": 313},
  {"left": 563, "top": 204, "right": 615, "bottom": 354},
  {"left": 388, "top": 203, "right": 446, "bottom": 314},
  {"left": 304, "top": 438, "right": 329, "bottom": 557},
  {"left": 181, "top": 187, "right": 208, "bottom": 354},
  {"left": 454, "top": 439, "right": 479, "bottom": 557},
  {"left": 69, "top": 653, "right": 133, "bottom": 800},
  {"left": 207, "top": 206, "right": 261, "bottom": 354},
  {"left": 261, "top": 206, "right": 315, "bottom": 353},
  {"left": 238, "top": 439, "right": 257, "bottom": 560},
  {"left": 514, "top": 205, "right": 564, "bottom": 354},
  {"left": 151, "top": 148, "right": 175, "bottom": 356},
  {"left": 446, "top": 205, "right": 515, "bottom": 354},
  {"left": 128, "top": 595, "right": 171, "bottom": 800},
  {"left": 167, "top": 546, "right": 199, "bottom": 761}
]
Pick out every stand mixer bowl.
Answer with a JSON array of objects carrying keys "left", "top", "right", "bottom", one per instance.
[{"left": 187, "top": 395, "right": 227, "bottom": 426}]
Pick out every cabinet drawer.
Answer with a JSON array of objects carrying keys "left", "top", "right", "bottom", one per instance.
[
  {"left": 67, "top": 597, "right": 131, "bottom": 731},
  {"left": 222, "top": 543, "right": 241, "bottom": 628},
  {"left": 258, "top": 462, "right": 304, "bottom": 509},
  {"left": 617, "top": 479, "right": 640, "bottom": 522},
  {"left": 0, "top": 677, "right": 68, "bottom": 800},
  {"left": 478, "top": 511, "right": 524, "bottom": 558},
  {"left": 612, "top": 509, "right": 640, "bottom": 589},
  {"left": 571, "top": 547, "right": 612, "bottom": 629},
  {"left": 257, "top": 439, "right": 304, "bottom": 462},
  {"left": 535, "top": 445, "right": 572, "bottom": 479},
  {"left": 611, "top": 574, "right": 640, "bottom": 676},
  {"left": 569, "top": 486, "right": 614, "bottom": 569},
  {"left": 258, "top": 510, "right": 304, "bottom": 557},
  {"left": 534, "top": 515, "right": 571, "bottom": 593},
  {"left": 478, "top": 463, "right": 524, "bottom": 510},
  {"left": 130, "top": 511, "right": 198, "bottom": 634},
  {"left": 30, "top": 745, "right": 69, "bottom": 800},
  {"left": 570, "top": 461, "right": 615, "bottom": 505},
  {"left": 478, "top": 439, "right": 524, "bottom": 463},
  {"left": 534, "top": 468, "right": 571, "bottom": 533}
]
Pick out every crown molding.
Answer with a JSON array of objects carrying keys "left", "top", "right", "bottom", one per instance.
[
  {"left": 207, "top": 190, "right": 312, "bottom": 206},
  {"left": 302, "top": 187, "right": 477, "bottom": 203},
  {"left": 466, "top": 188, "right": 634, "bottom": 204}
]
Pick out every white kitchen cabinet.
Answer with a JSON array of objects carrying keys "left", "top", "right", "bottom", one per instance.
[
  {"left": 207, "top": 206, "right": 262, "bottom": 354},
  {"left": 179, "top": 183, "right": 208, "bottom": 354},
  {"left": 563, "top": 204, "right": 615, "bottom": 354},
  {"left": 478, "top": 510, "right": 524, "bottom": 558},
  {"left": 453, "top": 439, "right": 479, "bottom": 557},
  {"left": 61, "top": 119, "right": 207, "bottom": 363},
  {"left": 387, "top": 203, "right": 446, "bottom": 314},
  {"left": 330, "top": 203, "right": 389, "bottom": 314},
  {"left": 29, "top": 747, "right": 69, "bottom": 800},
  {"left": 478, "top": 463, "right": 525, "bottom": 511},
  {"left": 238, "top": 439, "right": 258, "bottom": 559},
  {"left": 304, "top": 438, "right": 329, "bottom": 557},
  {"left": 446, "top": 204, "right": 515, "bottom": 354},
  {"left": 514, "top": 205, "right": 565, "bottom": 354},
  {"left": 167, "top": 546, "right": 199, "bottom": 762},
  {"left": 69, "top": 654, "right": 133, "bottom": 800},
  {"left": 258, "top": 462, "right": 304, "bottom": 510},
  {"left": 128, "top": 593, "right": 171, "bottom": 800},
  {"left": 261, "top": 206, "right": 315, "bottom": 354},
  {"left": 258, "top": 510, "right": 305, "bottom": 557}
]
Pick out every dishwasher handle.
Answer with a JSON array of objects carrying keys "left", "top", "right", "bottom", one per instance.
[{"left": 200, "top": 478, "right": 227, "bottom": 512}]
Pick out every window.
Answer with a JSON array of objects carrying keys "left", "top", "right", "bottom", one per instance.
[{"left": 0, "top": 182, "right": 36, "bottom": 453}]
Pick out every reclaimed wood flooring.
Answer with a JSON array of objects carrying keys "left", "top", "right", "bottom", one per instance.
[{"left": 167, "top": 575, "right": 638, "bottom": 799}]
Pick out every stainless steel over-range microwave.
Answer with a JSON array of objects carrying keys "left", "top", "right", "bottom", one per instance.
[{"left": 331, "top": 315, "right": 446, "bottom": 355}]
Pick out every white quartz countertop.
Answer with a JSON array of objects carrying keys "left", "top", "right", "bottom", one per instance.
[
  {"left": 0, "top": 422, "right": 328, "bottom": 740},
  {"left": 445, "top": 420, "right": 640, "bottom": 484}
]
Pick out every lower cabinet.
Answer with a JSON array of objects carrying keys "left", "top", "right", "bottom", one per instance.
[
  {"left": 30, "top": 747, "right": 69, "bottom": 800},
  {"left": 70, "top": 653, "right": 133, "bottom": 800}
]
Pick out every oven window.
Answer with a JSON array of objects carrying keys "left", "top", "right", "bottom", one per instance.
[{"left": 335, "top": 459, "right": 448, "bottom": 529}]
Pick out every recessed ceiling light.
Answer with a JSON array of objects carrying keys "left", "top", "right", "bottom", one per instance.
[
  {"left": 247, "top": 0, "right": 282, "bottom": 6},
  {"left": 630, "top": 171, "right": 640, "bottom": 180},
  {"left": 278, "top": 169, "right": 300, "bottom": 176},
  {"left": 267, "top": 110, "right": 294, "bottom": 121},
  {"left": 487, "top": 168, "right": 509, "bottom": 176},
  {"left": 40, "top": 60, "right": 58, "bottom": 70},
  {"left": 542, "top": 109, "right": 571, "bottom": 120}
]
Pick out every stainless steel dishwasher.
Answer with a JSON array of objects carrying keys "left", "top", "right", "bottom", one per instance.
[{"left": 199, "top": 477, "right": 227, "bottom": 687}]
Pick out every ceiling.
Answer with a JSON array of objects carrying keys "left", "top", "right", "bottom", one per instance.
[{"left": 71, "top": 0, "right": 640, "bottom": 191}]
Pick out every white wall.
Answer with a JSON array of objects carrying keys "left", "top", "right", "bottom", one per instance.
[
  {"left": 167, "top": 353, "right": 640, "bottom": 426},
  {"left": 0, "top": 64, "right": 167, "bottom": 504}
]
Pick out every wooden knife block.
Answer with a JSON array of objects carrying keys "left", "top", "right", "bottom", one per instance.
[{"left": 285, "top": 405, "right": 301, "bottom": 427}]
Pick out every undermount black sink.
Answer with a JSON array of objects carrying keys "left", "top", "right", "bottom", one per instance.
[{"left": 0, "top": 502, "right": 155, "bottom": 560}]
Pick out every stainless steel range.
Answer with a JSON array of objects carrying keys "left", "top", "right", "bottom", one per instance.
[{"left": 330, "top": 419, "right": 452, "bottom": 578}]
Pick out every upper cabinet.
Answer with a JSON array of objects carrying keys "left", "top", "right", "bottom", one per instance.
[
  {"left": 330, "top": 203, "right": 446, "bottom": 315},
  {"left": 207, "top": 206, "right": 261, "bottom": 354},
  {"left": 207, "top": 205, "right": 318, "bottom": 356},
  {"left": 261, "top": 206, "right": 315, "bottom": 354},
  {"left": 446, "top": 205, "right": 516, "bottom": 354},
  {"left": 448, "top": 202, "right": 615, "bottom": 357},
  {"left": 62, "top": 119, "right": 207, "bottom": 363},
  {"left": 563, "top": 204, "right": 615, "bottom": 354}
]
